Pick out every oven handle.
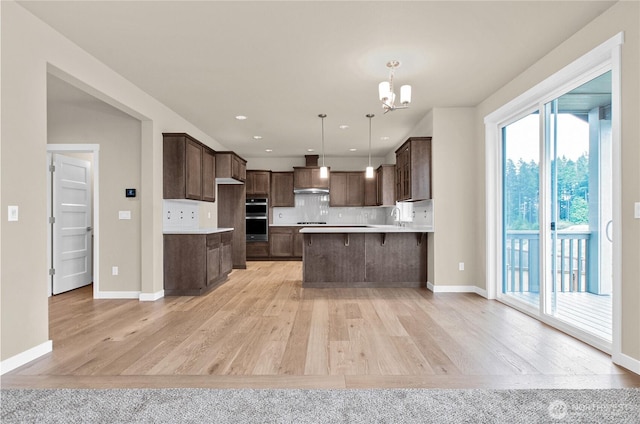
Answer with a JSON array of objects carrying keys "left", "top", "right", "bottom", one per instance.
[{"left": 246, "top": 216, "right": 268, "bottom": 219}]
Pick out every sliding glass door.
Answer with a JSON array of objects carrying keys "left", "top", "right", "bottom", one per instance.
[{"left": 501, "top": 71, "right": 613, "bottom": 345}]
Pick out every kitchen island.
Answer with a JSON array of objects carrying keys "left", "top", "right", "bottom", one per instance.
[{"left": 300, "top": 225, "right": 432, "bottom": 288}]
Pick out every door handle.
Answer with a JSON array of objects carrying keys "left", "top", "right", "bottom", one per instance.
[
  {"left": 86, "top": 227, "right": 93, "bottom": 231},
  {"left": 605, "top": 220, "right": 613, "bottom": 242}
]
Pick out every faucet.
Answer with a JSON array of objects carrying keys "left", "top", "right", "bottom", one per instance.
[{"left": 390, "top": 206, "right": 402, "bottom": 226}]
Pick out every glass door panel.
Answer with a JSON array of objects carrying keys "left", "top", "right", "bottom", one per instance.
[
  {"left": 502, "top": 112, "right": 540, "bottom": 308},
  {"left": 544, "top": 72, "right": 612, "bottom": 342}
]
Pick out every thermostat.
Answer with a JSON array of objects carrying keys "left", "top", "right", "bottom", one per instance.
[{"left": 125, "top": 188, "right": 136, "bottom": 198}]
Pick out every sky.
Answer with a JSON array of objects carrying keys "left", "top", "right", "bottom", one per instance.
[{"left": 504, "top": 112, "right": 589, "bottom": 163}]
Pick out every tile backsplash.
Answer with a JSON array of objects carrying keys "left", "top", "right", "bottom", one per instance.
[
  {"left": 272, "top": 194, "right": 434, "bottom": 229},
  {"left": 163, "top": 199, "right": 199, "bottom": 230}
]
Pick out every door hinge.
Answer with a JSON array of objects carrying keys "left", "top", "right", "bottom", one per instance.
[
  {"left": 49, "top": 164, "right": 55, "bottom": 172},
  {"left": 49, "top": 216, "right": 55, "bottom": 224},
  {"left": 49, "top": 268, "right": 56, "bottom": 276}
]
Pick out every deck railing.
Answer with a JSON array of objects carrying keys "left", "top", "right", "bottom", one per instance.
[{"left": 505, "top": 230, "right": 591, "bottom": 294}]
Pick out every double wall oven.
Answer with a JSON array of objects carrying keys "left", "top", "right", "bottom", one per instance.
[{"left": 246, "top": 198, "right": 268, "bottom": 241}]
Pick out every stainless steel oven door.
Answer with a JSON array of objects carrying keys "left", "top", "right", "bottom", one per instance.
[{"left": 246, "top": 216, "right": 268, "bottom": 241}]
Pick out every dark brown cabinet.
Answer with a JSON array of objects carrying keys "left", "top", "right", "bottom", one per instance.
[
  {"left": 270, "top": 172, "right": 294, "bottom": 207},
  {"left": 270, "top": 226, "right": 305, "bottom": 259},
  {"left": 246, "top": 241, "right": 270, "bottom": 259},
  {"left": 163, "top": 230, "right": 233, "bottom": 296},
  {"left": 293, "top": 167, "right": 329, "bottom": 189},
  {"left": 246, "top": 170, "right": 271, "bottom": 197},
  {"left": 303, "top": 231, "right": 427, "bottom": 287},
  {"left": 163, "top": 133, "right": 216, "bottom": 202},
  {"left": 376, "top": 164, "right": 396, "bottom": 206},
  {"left": 330, "top": 172, "right": 365, "bottom": 206},
  {"left": 269, "top": 226, "right": 295, "bottom": 257},
  {"left": 216, "top": 151, "right": 247, "bottom": 182},
  {"left": 364, "top": 173, "right": 377, "bottom": 206},
  {"left": 395, "top": 137, "right": 432, "bottom": 201},
  {"left": 202, "top": 147, "right": 216, "bottom": 202}
]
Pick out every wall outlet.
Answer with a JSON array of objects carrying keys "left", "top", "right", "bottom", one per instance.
[
  {"left": 112, "top": 266, "right": 119, "bottom": 276},
  {"left": 458, "top": 262, "right": 465, "bottom": 271}
]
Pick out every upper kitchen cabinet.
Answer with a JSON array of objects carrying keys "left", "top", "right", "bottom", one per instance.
[
  {"left": 163, "top": 133, "right": 216, "bottom": 202},
  {"left": 271, "top": 171, "right": 294, "bottom": 207},
  {"left": 246, "top": 170, "right": 271, "bottom": 197},
  {"left": 216, "top": 151, "right": 247, "bottom": 183},
  {"left": 376, "top": 164, "right": 396, "bottom": 206},
  {"left": 330, "top": 172, "right": 364, "bottom": 207},
  {"left": 395, "top": 137, "right": 432, "bottom": 201},
  {"left": 293, "top": 167, "right": 329, "bottom": 190},
  {"left": 202, "top": 147, "right": 216, "bottom": 202}
]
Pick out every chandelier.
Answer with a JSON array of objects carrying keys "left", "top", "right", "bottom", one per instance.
[{"left": 378, "top": 60, "right": 411, "bottom": 113}]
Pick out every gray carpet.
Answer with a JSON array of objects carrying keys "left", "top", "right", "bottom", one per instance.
[{"left": 1, "top": 388, "right": 639, "bottom": 423}]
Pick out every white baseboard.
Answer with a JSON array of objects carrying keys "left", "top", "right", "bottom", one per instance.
[
  {"left": 94, "top": 291, "right": 141, "bottom": 299},
  {"left": 139, "top": 290, "right": 164, "bottom": 302},
  {"left": 613, "top": 352, "right": 640, "bottom": 375},
  {"left": 1, "top": 340, "right": 52, "bottom": 375},
  {"left": 427, "top": 282, "right": 488, "bottom": 298}
]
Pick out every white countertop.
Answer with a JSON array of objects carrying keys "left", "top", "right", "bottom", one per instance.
[
  {"left": 163, "top": 227, "right": 234, "bottom": 235},
  {"left": 299, "top": 225, "right": 433, "bottom": 233}
]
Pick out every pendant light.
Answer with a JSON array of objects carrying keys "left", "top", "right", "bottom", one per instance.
[
  {"left": 318, "top": 114, "right": 328, "bottom": 178},
  {"left": 365, "top": 114, "right": 375, "bottom": 179},
  {"left": 378, "top": 60, "right": 411, "bottom": 113}
]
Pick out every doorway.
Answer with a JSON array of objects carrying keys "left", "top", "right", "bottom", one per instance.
[
  {"left": 500, "top": 71, "right": 613, "bottom": 347},
  {"left": 47, "top": 145, "right": 100, "bottom": 297}
]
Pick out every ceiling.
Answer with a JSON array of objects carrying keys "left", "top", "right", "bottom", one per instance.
[{"left": 20, "top": 1, "right": 615, "bottom": 159}]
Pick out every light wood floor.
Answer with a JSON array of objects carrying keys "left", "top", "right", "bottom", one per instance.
[{"left": 3, "top": 261, "right": 639, "bottom": 389}]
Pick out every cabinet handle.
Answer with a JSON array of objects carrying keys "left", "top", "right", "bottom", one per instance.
[
  {"left": 344, "top": 234, "right": 349, "bottom": 247},
  {"left": 308, "top": 236, "right": 312, "bottom": 246},
  {"left": 417, "top": 233, "right": 424, "bottom": 246},
  {"left": 381, "top": 233, "right": 386, "bottom": 246}
]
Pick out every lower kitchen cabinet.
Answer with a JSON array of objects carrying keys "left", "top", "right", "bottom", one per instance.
[
  {"left": 246, "top": 241, "right": 270, "bottom": 259},
  {"left": 164, "top": 230, "right": 233, "bottom": 296},
  {"left": 269, "top": 226, "right": 295, "bottom": 257}
]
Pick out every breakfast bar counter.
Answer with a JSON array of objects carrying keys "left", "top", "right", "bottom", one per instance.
[{"left": 300, "top": 226, "right": 431, "bottom": 288}]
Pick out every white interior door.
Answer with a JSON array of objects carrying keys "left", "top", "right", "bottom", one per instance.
[{"left": 52, "top": 154, "right": 93, "bottom": 295}]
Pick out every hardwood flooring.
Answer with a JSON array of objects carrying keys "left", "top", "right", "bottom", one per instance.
[{"left": 3, "top": 261, "right": 639, "bottom": 389}]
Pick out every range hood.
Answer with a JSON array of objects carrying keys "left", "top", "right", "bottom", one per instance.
[{"left": 293, "top": 187, "right": 329, "bottom": 195}]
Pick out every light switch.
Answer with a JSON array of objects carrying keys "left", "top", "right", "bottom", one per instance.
[
  {"left": 8, "top": 206, "right": 18, "bottom": 222},
  {"left": 119, "top": 210, "right": 131, "bottom": 220},
  {"left": 635, "top": 202, "right": 640, "bottom": 219}
]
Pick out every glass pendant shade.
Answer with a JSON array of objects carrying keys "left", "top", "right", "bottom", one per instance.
[
  {"left": 365, "top": 166, "right": 374, "bottom": 179},
  {"left": 320, "top": 166, "right": 328, "bottom": 179},
  {"left": 378, "top": 81, "right": 391, "bottom": 101},
  {"left": 400, "top": 85, "right": 412, "bottom": 105}
]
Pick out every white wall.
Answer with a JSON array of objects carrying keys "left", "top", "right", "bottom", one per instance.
[
  {"left": 431, "top": 108, "right": 477, "bottom": 287},
  {"left": 0, "top": 0, "right": 228, "bottom": 364},
  {"left": 48, "top": 75, "right": 143, "bottom": 293}
]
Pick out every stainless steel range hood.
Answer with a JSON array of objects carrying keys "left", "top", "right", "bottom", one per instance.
[{"left": 293, "top": 187, "right": 329, "bottom": 195}]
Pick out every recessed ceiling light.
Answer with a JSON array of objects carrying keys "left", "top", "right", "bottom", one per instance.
[
  {"left": 307, "top": 148, "right": 315, "bottom": 152},
  {"left": 339, "top": 125, "right": 349, "bottom": 130},
  {"left": 349, "top": 148, "right": 357, "bottom": 152},
  {"left": 380, "top": 136, "right": 390, "bottom": 141},
  {"left": 235, "top": 115, "right": 247, "bottom": 120},
  {"left": 253, "top": 135, "right": 263, "bottom": 140},
  {"left": 265, "top": 149, "right": 273, "bottom": 153}
]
